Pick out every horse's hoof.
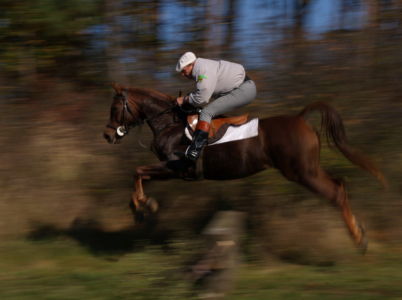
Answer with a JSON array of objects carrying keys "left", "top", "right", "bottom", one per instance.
[
  {"left": 357, "top": 223, "right": 368, "bottom": 255},
  {"left": 130, "top": 197, "right": 158, "bottom": 224},
  {"left": 358, "top": 239, "right": 368, "bottom": 255},
  {"left": 130, "top": 201, "right": 146, "bottom": 224},
  {"left": 146, "top": 197, "right": 159, "bottom": 213},
  {"left": 135, "top": 210, "right": 145, "bottom": 224}
]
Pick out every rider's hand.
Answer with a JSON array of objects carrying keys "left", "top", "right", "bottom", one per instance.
[{"left": 176, "top": 96, "right": 188, "bottom": 106}]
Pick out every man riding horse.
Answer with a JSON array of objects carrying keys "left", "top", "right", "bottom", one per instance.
[
  {"left": 175, "top": 52, "right": 257, "bottom": 161},
  {"left": 104, "top": 54, "right": 387, "bottom": 253}
]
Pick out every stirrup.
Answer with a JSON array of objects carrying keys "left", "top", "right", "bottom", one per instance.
[
  {"left": 173, "top": 150, "right": 199, "bottom": 161},
  {"left": 185, "top": 146, "right": 201, "bottom": 161}
]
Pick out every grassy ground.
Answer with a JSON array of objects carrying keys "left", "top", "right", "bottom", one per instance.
[
  {"left": 0, "top": 238, "right": 195, "bottom": 300},
  {"left": 1, "top": 237, "right": 402, "bottom": 300},
  {"left": 230, "top": 249, "right": 402, "bottom": 300}
]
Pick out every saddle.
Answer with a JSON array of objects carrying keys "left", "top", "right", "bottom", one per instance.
[{"left": 187, "top": 114, "right": 249, "bottom": 139}]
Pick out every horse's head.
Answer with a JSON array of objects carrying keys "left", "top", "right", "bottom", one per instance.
[{"left": 103, "top": 83, "right": 142, "bottom": 144}]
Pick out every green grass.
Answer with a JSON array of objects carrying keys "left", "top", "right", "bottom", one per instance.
[
  {"left": 0, "top": 238, "right": 196, "bottom": 300},
  {"left": 229, "top": 251, "right": 402, "bottom": 300},
  {"left": 1, "top": 237, "right": 402, "bottom": 300}
]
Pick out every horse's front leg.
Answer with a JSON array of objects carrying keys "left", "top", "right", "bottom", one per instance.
[
  {"left": 131, "top": 162, "right": 175, "bottom": 222},
  {"left": 132, "top": 173, "right": 157, "bottom": 214}
]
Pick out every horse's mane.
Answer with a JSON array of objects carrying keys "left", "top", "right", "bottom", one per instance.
[
  {"left": 112, "top": 83, "right": 175, "bottom": 103},
  {"left": 129, "top": 87, "right": 175, "bottom": 103}
]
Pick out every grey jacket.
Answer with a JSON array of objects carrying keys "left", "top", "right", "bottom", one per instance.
[{"left": 188, "top": 58, "right": 246, "bottom": 106}]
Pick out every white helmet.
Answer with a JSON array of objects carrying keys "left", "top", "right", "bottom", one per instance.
[{"left": 176, "top": 52, "right": 196, "bottom": 72}]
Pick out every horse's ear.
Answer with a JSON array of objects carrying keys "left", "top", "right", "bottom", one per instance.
[{"left": 112, "top": 82, "right": 123, "bottom": 94}]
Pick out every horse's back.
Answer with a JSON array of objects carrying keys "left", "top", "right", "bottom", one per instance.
[{"left": 259, "top": 114, "right": 318, "bottom": 148}]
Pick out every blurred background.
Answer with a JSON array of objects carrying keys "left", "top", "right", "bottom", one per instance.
[{"left": 1, "top": 0, "right": 402, "bottom": 299}]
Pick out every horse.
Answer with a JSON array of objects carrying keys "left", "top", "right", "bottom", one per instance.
[{"left": 103, "top": 83, "right": 387, "bottom": 253}]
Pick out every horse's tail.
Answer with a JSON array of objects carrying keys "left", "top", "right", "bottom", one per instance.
[{"left": 299, "top": 101, "right": 388, "bottom": 189}]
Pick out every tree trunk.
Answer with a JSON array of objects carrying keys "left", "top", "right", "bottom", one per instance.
[
  {"left": 365, "top": 0, "right": 380, "bottom": 28},
  {"left": 104, "top": 0, "right": 128, "bottom": 85}
]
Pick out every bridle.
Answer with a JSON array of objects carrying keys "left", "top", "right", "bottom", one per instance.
[
  {"left": 106, "top": 91, "right": 137, "bottom": 137},
  {"left": 107, "top": 90, "right": 177, "bottom": 137}
]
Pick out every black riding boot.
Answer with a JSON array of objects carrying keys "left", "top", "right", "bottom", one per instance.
[{"left": 185, "top": 129, "right": 209, "bottom": 161}]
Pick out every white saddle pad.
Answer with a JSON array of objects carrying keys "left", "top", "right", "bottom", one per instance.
[{"left": 185, "top": 118, "right": 259, "bottom": 145}]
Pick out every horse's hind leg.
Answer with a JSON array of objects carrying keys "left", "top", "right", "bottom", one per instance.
[{"left": 299, "top": 168, "right": 367, "bottom": 253}]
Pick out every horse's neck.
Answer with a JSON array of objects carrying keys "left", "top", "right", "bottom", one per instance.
[{"left": 141, "top": 99, "right": 181, "bottom": 135}]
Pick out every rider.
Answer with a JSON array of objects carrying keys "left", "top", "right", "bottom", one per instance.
[{"left": 176, "top": 51, "right": 257, "bottom": 161}]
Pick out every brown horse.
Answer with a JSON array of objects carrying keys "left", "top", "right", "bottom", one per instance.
[{"left": 103, "top": 83, "right": 387, "bottom": 252}]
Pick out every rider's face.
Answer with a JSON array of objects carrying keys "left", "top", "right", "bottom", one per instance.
[{"left": 180, "top": 64, "right": 193, "bottom": 79}]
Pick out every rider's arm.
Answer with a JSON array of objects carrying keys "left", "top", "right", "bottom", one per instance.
[{"left": 188, "top": 60, "right": 217, "bottom": 106}]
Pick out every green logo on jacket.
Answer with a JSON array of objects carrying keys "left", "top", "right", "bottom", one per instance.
[{"left": 197, "top": 74, "right": 207, "bottom": 82}]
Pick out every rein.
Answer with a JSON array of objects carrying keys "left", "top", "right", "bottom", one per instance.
[{"left": 143, "top": 105, "right": 176, "bottom": 123}]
